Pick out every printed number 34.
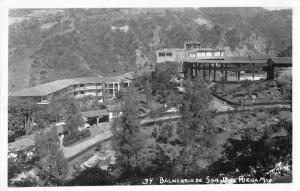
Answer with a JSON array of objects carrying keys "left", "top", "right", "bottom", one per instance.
[{"left": 142, "top": 178, "right": 153, "bottom": 184}]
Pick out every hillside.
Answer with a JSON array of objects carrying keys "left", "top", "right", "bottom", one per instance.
[{"left": 8, "top": 8, "right": 292, "bottom": 92}]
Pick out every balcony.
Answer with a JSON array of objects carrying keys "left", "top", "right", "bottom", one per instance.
[{"left": 73, "top": 86, "right": 103, "bottom": 91}]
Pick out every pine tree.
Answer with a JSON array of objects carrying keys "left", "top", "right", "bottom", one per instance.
[
  {"left": 144, "top": 80, "right": 152, "bottom": 109},
  {"left": 111, "top": 85, "right": 146, "bottom": 179},
  {"left": 34, "top": 127, "right": 68, "bottom": 186},
  {"left": 176, "top": 76, "right": 217, "bottom": 176}
]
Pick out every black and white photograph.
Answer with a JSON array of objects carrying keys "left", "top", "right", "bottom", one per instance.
[{"left": 0, "top": 1, "right": 299, "bottom": 190}]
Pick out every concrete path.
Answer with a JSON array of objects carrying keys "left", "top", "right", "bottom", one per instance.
[{"left": 62, "top": 130, "right": 112, "bottom": 160}]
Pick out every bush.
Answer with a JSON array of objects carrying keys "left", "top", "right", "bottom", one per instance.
[{"left": 63, "top": 129, "right": 91, "bottom": 146}]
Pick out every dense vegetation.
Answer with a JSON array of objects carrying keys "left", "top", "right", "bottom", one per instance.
[
  {"left": 9, "top": 8, "right": 292, "bottom": 92},
  {"left": 8, "top": 8, "right": 292, "bottom": 186},
  {"left": 8, "top": 61, "right": 292, "bottom": 186}
]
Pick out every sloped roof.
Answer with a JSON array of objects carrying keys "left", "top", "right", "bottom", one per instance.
[
  {"left": 8, "top": 134, "right": 36, "bottom": 152},
  {"left": 107, "top": 104, "right": 122, "bottom": 112},
  {"left": 156, "top": 48, "right": 184, "bottom": 52},
  {"left": 184, "top": 58, "right": 267, "bottom": 64},
  {"left": 184, "top": 41, "right": 201, "bottom": 44},
  {"left": 270, "top": 57, "right": 292, "bottom": 64},
  {"left": 10, "top": 73, "right": 134, "bottom": 97},
  {"left": 249, "top": 55, "right": 270, "bottom": 60},
  {"left": 188, "top": 48, "right": 225, "bottom": 52},
  {"left": 81, "top": 109, "right": 109, "bottom": 118},
  {"left": 10, "top": 77, "right": 103, "bottom": 97},
  {"left": 225, "top": 56, "right": 249, "bottom": 60}
]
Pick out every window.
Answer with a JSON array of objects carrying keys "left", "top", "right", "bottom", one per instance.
[
  {"left": 109, "top": 89, "right": 113, "bottom": 94},
  {"left": 166, "top": 52, "right": 172, "bottom": 56},
  {"left": 80, "top": 84, "right": 84, "bottom": 87},
  {"left": 124, "top": 82, "right": 129, "bottom": 87},
  {"left": 108, "top": 83, "right": 113, "bottom": 88},
  {"left": 158, "top": 52, "right": 166, "bottom": 57},
  {"left": 74, "top": 92, "right": 77, "bottom": 96},
  {"left": 80, "top": 91, "right": 84, "bottom": 94},
  {"left": 189, "top": 53, "right": 196, "bottom": 58},
  {"left": 206, "top": 52, "right": 212, "bottom": 56}
]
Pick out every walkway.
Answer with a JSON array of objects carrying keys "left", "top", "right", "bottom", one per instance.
[{"left": 62, "top": 129, "right": 112, "bottom": 160}]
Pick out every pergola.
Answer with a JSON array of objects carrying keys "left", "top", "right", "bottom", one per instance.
[{"left": 182, "top": 57, "right": 292, "bottom": 82}]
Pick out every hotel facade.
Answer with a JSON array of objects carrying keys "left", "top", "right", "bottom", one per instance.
[{"left": 10, "top": 73, "right": 134, "bottom": 104}]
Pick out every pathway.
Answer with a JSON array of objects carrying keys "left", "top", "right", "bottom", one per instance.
[{"left": 62, "top": 130, "right": 112, "bottom": 160}]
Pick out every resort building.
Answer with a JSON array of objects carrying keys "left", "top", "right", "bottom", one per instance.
[
  {"left": 156, "top": 41, "right": 292, "bottom": 82},
  {"left": 156, "top": 41, "right": 225, "bottom": 63},
  {"left": 10, "top": 73, "right": 134, "bottom": 104}
]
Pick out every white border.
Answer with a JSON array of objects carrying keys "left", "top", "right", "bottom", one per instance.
[{"left": 1, "top": 1, "right": 299, "bottom": 191}]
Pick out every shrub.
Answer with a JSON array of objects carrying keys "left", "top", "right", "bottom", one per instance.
[{"left": 63, "top": 129, "right": 91, "bottom": 146}]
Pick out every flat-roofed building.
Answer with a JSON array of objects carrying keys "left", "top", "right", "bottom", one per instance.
[{"left": 156, "top": 41, "right": 225, "bottom": 64}]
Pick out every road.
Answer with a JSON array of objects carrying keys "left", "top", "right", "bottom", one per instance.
[{"left": 62, "top": 130, "right": 112, "bottom": 160}]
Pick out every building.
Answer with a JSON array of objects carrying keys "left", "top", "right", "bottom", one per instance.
[
  {"left": 10, "top": 72, "right": 134, "bottom": 104},
  {"left": 182, "top": 56, "right": 292, "bottom": 82},
  {"left": 156, "top": 41, "right": 225, "bottom": 63},
  {"left": 156, "top": 41, "right": 292, "bottom": 82}
]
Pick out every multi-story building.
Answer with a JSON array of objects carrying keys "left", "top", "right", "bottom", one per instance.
[
  {"left": 10, "top": 73, "right": 134, "bottom": 104},
  {"left": 155, "top": 41, "right": 225, "bottom": 63}
]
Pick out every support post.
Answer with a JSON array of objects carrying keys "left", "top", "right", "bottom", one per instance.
[
  {"left": 221, "top": 63, "right": 224, "bottom": 81},
  {"left": 97, "top": 116, "right": 100, "bottom": 126},
  {"left": 203, "top": 63, "right": 206, "bottom": 81},
  {"left": 209, "top": 63, "right": 211, "bottom": 82},
  {"left": 252, "top": 63, "right": 255, "bottom": 81},
  {"left": 237, "top": 64, "right": 240, "bottom": 81},
  {"left": 214, "top": 63, "right": 216, "bottom": 82},
  {"left": 225, "top": 63, "right": 228, "bottom": 81}
]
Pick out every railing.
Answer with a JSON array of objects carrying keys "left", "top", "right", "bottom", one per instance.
[{"left": 73, "top": 86, "right": 103, "bottom": 91}]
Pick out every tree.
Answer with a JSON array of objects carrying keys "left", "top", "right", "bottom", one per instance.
[
  {"left": 64, "top": 166, "right": 115, "bottom": 186},
  {"left": 8, "top": 149, "right": 39, "bottom": 187},
  {"left": 144, "top": 80, "right": 152, "bottom": 109},
  {"left": 176, "top": 76, "right": 217, "bottom": 176},
  {"left": 152, "top": 62, "right": 181, "bottom": 92},
  {"left": 208, "top": 120, "right": 292, "bottom": 181},
  {"left": 51, "top": 97, "right": 84, "bottom": 139},
  {"left": 8, "top": 97, "right": 38, "bottom": 142},
  {"left": 34, "top": 127, "right": 68, "bottom": 186},
  {"left": 111, "top": 85, "right": 146, "bottom": 181},
  {"left": 8, "top": 127, "right": 68, "bottom": 187}
]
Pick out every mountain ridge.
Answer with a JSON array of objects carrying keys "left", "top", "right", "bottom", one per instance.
[{"left": 9, "top": 8, "right": 292, "bottom": 92}]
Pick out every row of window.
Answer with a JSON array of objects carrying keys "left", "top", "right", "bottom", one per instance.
[
  {"left": 158, "top": 52, "right": 173, "bottom": 57},
  {"left": 73, "top": 90, "right": 102, "bottom": 96},
  {"left": 158, "top": 51, "right": 225, "bottom": 57},
  {"left": 73, "top": 83, "right": 101, "bottom": 88},
  {"left": 188, "top": 51, "right": 225, "bottom": 57}
]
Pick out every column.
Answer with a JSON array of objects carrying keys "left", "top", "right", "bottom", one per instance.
[
  {"left": 252, "top": 63, "right": 255, "bottom": 81},
  {"left": 97, "top": 116, "right": 100, "bottom": 126},
  {"left": 225, "top": 63, "right": 228, "bottom": 81},
  {"left": 237, "top": 64, "right": 240, "bottom": 81},
  {"left": 203, "top": 63, "right": 206, "bottom": 81},
  {"left": 221, "top": 63, "right": 224, "bottom": 81},
  {"left": 208, "top": 63, "right": 212, "bottom": 82},
  {"left": 214, "top": 63, "right": 216, "bottom": 82}
]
